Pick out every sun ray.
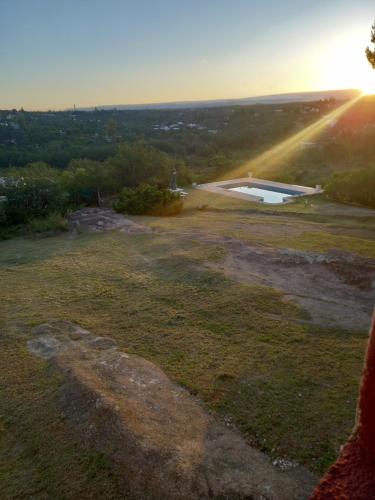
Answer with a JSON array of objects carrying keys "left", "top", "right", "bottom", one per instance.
[{"left": 219, "top": 95, "right": 362, "bottom": 181}]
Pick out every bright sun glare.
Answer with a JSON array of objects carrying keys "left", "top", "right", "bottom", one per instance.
[
  {"left": 327, "top": 58, "right": 375, "bottom": 96},
  {"left": 317, "top": 30, "right": 375, "bottom": 96},
  {"left": 360, "top": 64, "right": 375, "bottom": 94},
  {"left": 361, "top": 80, "right": 375, "bottom": 95}
]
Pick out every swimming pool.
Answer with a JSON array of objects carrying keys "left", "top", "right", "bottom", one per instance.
[{"left": 228, "top": 184, "right": 304, "bottom": 204}]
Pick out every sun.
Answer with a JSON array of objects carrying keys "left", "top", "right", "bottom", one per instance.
[
  {"left": 361, "top": 80, "right": 375, "bottom": 96},
  {"left": 360, "top": 64, "right": 375, "bottom": 94},
  {"left": 358, "top": 62, "right": 375, "bottom": 95},
  {"left": 316, "top": 30, "right": 375, "bottom": 96}
]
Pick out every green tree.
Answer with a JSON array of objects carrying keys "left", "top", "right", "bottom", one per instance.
[
  {"left": 366, "top": 22, "right": 375, "bottom": 68},
  {"left": 326, "top": 167, "right": 375, "bottom": 208},
  {"left": 109, "top": 141, "right": 174, "bottom": 188},
  {"left": 0, "top": 162, "right": 68, "bottom": 225},
  {"left": 113, "top": 184, "right": 183, "bottom": 216},
  {"left": 105, "top": 118, "right": 121, "bottom": 143},
  {"left": 63, "top": 159, "right": 116, "bottom": 206}
]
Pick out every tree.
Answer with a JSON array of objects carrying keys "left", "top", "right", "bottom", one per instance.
[
  {"left": 105, "top": 118, "right": 121, "bottom": 143},
  {"left": 366, "top": 22, "right": 375, "bottom": 68},
  {"left": 0, "top": 162, "right": 68, "bottom": 225},
  {"left": 113, "top": 184, "right": 183, "bottom": 216},
  {"left": 108, "top": 141, "right": 173, "bottom": 188},
  {"left": 63, "top": 159, "right": 116, "bottom": 206},
  {"left": 325, "top": 167, "right": 375, "bottom": 209}
]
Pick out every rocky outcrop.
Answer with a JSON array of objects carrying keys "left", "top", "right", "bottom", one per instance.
[
  {"left": 68, "top": 208, "right": 151, "bottom": 234},
  {"left": 27, "top": 321, "right": 316, "bottom": 499}
]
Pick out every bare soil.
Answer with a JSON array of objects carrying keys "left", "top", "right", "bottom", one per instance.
[
  {"left": 170, "top": 229, "right": 375, "bottom": 331},
  {"left": 214, "top": 240, "right": 374, "bottom": 330}
]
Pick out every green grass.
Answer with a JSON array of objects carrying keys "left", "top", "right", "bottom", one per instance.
[
  {"left": 1, "top": 192, "right": 374, "bottom": 497},
  {"left": 276, "top": 231, "right": 375, "bottom": 258},
  {"left": 27, "top": 212, "right": 69, "bottom": 234},
  {"left": 146, "top": 199, "right": 375, "bottom": 258},
  {"left": 0, "top": 213, "right": 69, "bottom": 241},
  {"left": 0, "top": 214, "right": 371, "bottom": 498},
  {"left": 218, "top": 228, "right": 375, "bottom": 258},
  {"left": 0, "top": 335, "right": 130, "bottom": 499}
]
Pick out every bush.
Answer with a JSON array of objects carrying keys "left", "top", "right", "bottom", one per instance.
[
  {"left": 27, "top": 213, "right": 69, "bottom": 234},
  {"left": 325, "top": 167, "right": 375, "bottom": 208},
  {"left": 109, "top": 141, "right": 191, "bottom": 188},
  {"left": 62, "top": 159, "right": 117, "bottom": 206},
  {"left": 113, "top": 184, "right": 183, "bottom": 216},
  {"left": 0, "top": 163, "right": 68, "bottom": 226}
]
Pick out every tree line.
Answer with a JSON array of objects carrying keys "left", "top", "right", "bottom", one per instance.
[{"left": 0, "top": 141, "right": 191, "bottom": 233}]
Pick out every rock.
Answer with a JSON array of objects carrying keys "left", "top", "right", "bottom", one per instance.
[
  {"left": 27, "top": 322, "right": 317, "bottom": 499},
  {"left": 68, "top": 208, "right": 151, "bottom": 234},
  {"left": 83, "top": 336, "right": 118, "bottom": 350},
  {"left": 27, "top": 334, "right": 64, "bottom": 359},
  {"left": 32, "top": 320, "right": 91, "bottom": 340}
]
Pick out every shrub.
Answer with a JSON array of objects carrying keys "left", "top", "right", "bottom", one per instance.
[
  {"left": 62, "top": 159, "right": 117, "bottom": 206},
  {"left": 27, "top": 213, "right": 69, "bottom": 234},
  {"left": 113, "top": 184, "right": 183, "bottom": 215},
  {"left": 0, "top": 163, "right": 68, "bottom": 226},
  {"left": 325, "top": 167, "right": 375, "bottom": 208},
  {"left": 109, "top": 141, "right": 191, "bottom": 188}
]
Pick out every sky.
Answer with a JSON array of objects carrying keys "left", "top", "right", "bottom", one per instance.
[{"left": 1, "top": 0, "right": 374, "bottom": 110}]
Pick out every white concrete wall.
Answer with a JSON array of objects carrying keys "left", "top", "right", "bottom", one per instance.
[{"left": 196, "top": 177, "right": 321, "bottom": 204}]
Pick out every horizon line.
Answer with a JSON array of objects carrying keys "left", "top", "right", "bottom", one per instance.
[{"left": 0, "top": 88, "right": 361, "bottom": 113}]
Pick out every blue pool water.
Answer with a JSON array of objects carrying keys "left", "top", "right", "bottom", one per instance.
[{"left": 228, "top": 184, "right": 302, "bottom": 204}]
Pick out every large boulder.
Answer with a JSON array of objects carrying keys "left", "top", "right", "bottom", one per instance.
[{"left": 27, "top": 321, "right": 316, "bottom": 499}]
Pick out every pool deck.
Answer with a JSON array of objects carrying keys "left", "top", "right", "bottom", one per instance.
[{"left": 196, "top": 177, "right": 321, "bottom": 204}]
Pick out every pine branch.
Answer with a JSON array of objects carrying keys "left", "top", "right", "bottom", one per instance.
[{"left": 367, "top": 22, "right": 375, "bottom": 68}]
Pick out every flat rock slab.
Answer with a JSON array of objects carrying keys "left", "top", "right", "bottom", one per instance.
[
  {"left": 27, "top": 321, "right": 316, "bottom": 499},
  {"left": 69, "top": 208, "right": 151, "bottom": 234}
]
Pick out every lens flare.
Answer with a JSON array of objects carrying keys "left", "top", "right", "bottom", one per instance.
[
  {"left": 361, "top": 84, "right": 375, "bottom": 96},
  {"left": 219, "top": 95, "right": 362, "bottom": 180}
]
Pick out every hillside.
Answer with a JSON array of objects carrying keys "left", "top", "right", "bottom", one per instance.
[
  {"left": 1, "top": 94, "right": 374, "bottom": 192},
  {"left": 77, "top": 89, "right": 360, "bottom": 111},
  {"left": 1, "top": 191, "right": 374, "bottom": 497}
]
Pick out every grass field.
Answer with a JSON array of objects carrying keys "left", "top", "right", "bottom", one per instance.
[{"left": 0, "top": 192, "right": 374, "bottom": 498}]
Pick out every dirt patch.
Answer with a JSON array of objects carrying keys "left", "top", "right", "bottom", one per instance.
[
  {"left": 207, "top": 238, "right": 375, "bottom": 331},
  {"left": 69, "top": 208, "right": 151, "bottom": 234},
  {"left": 172, "top": 229, "right": 375, "bottom": 331},
  {"left": 27, "top": 321, "right": 317, "bottom": 499}
]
